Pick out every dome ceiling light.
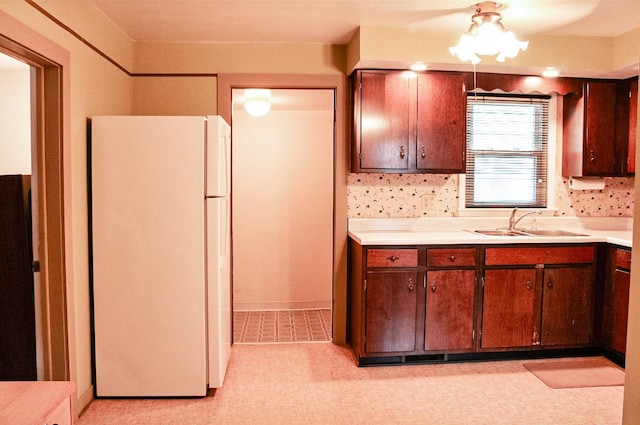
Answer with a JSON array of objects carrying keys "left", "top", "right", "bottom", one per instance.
[
  {"left": 449, "top": 1, "right": 529, "bottom": 65},
  {"left": 244, "top": 88, "right": 272, "bottom": 117}
]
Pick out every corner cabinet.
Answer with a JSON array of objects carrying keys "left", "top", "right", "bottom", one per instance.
[
  {"left": 563, "top": 78, "right": 637, "bottom": 177},
  {"left": 602, "top": 245, "right": 631, "bottom": 361},
  {"left": 351, "top": 70, "right": 467, "bottom": 173}
]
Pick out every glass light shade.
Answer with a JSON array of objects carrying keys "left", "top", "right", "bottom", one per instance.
[
  {"left": 449, "top": 7, "right": 528, "bottom": 64},
  {"left": 244, "top": 89, "right": 271, "bottom": 117}
]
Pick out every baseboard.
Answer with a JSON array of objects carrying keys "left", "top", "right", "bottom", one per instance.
[
  {"left": 233, "top": 300, "right": 332, "bottom": 311},
  {"left": 76, "top": 384, "right": 94, "bottom": 418}
]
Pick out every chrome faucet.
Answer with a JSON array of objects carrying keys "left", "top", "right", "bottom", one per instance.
[{"left": 508, "top": 207, "right": 542, "bottom": 231}]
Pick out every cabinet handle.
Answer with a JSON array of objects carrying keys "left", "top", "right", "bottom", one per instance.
[
  {"left": 421, "top": 145, "right": 426, "bottom": 158},
  {"left": 399, "top": 145, "right": 405, "bottom": 159},
  {"left": 547, "top": 279, "right": 553, "bottom": 289},
  {"left": 408, "top": 278, "right": 414, "bottom": 291},
  {"left": 449, "top": 255, "right": 456, "bottom": 262},
  {"left": 387, "top": 255, "right": 399, "bottom": 262},
  {"left": 431, "top": 283, "right": 436, "bottom": 293},
  {"left": 526, "top": 279, "right": 532, "bottom": 290},
  {"left": 590, "top": 149, "right": 595, "bottom": 163}
]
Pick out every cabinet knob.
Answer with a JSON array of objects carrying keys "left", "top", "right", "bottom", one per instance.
[
  {"left": 399, "top": 145, "right": 406, "bottom": 159},
  {"left": 421, "top": 145, "right": 426, "bottom": 158},
  {"left": 449, "top": 255, "right": 456, "bottom": 262},
  {"left": 590, "top": 149, "right": 595, "bottom": 163},
  {"left": 547, "top": 279, "right": 554, "bottom": 289},
  {"left": 431, "top": 284, "right": 436, "bottom": 293},
  {"left": 408, "top": 278, "right": 414, "bottom": 291},
  {"left": 526, "top": 279, "right": 532, "bottom": 290},
  {"left": 387, "top": 255, "right": 399, "bottom": 262}
]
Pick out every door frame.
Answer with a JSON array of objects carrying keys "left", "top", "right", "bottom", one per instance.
[
  {"left": 217, "top": 73, "right": 349, "bottom": 344},
  {"left": 0, "top": 11, "right": 75, "bottom": 382}
]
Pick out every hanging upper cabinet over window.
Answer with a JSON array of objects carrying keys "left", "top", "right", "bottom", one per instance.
[
  {"left": 351, "top": 70, "right": 467, "bottom": 173},
  {"left": 562, "top": 78, "right": 637, "bottom": 177}
]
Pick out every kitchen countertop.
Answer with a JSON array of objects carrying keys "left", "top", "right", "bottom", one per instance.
[{"left": 348, "top": 217, "right": 633, "bottom": 248}]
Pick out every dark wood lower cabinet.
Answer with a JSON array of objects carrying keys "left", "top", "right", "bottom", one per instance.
[
  {"left": 365, "top": 271, "right": 418, "bottom": 353},
  {"left": 541, "top": 267, "right": 593, "bottom": 346},
  {"left": 425, "top": 270, "right": 475, "bottom": 351},
  {"left": 348, "top": 240, "right": 606, "bottom": 366},
  {"left": 611, "top": 269, "right": 630, "bottom": 354},
  {"left": 481, "top": 269, "right": 538, "bottom": 349}
]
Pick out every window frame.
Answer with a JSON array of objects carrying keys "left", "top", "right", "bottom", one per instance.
[{"left": 458, "top": 92, "right": 558, "bottom": 216}]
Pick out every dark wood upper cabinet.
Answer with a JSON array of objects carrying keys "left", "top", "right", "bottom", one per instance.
[
  {"left": 628, "top": 77, "right": 637, "bottom": 174},
  {"left": 352, "top": 70, "right": 466, "bottom": 173},
  {"left": 417, "top": 73, "right": 467, "bottom": 172},
  {"left": 357, "top": 71, "right": 413, "bottom": 170},
  {"left": 563, "top": 79, "right": 637, "bottom": 177}
]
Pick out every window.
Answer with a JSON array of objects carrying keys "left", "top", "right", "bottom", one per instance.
[{"left": 463, "top": 94, "right": 551, "bottom": 209}]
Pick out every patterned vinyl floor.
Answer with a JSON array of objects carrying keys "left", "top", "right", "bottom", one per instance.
[{"left": 233, "top": 309, "right": 332, "bottom": 343}]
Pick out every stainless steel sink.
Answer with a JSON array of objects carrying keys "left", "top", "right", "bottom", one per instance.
[
  {"left": 472, "top": 229, "right": 529, "bottom": 237},
  {"left": 519, "top": 229, "right": 587, "bottom": 237},
  {"left": 471, "top": 228, "right": 587, "bottom": 237}
]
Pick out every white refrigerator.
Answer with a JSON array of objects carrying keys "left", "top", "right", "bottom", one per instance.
[{"left": 90, "top": 115, "right": 231, "bottom": 397}]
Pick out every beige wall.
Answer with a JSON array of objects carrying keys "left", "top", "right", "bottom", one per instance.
[
  {"left": 0, "top": 65, "right": 31, "bottom": 174},
  {"left": 623, "top": 54, "right": 640, "bottom": 425},
  {"left": 0, "top": 0, "right": 133, "bottom": 415},
  {"left": 232, "top": 101, "right": 334, "bottom": 311},
  {"left": 132, "top": 76, "right": 217, "bottom": 115}
]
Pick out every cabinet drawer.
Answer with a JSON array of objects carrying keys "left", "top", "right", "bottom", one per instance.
[
  {"left": 485, "top": 246, "right": 594, "bottom": 266},
  {"left": 616, "top": 249, "right": 632, "bottom": 270},
  {"left": 367, "top": 249, "right": 418, "bottom": 268},
  {"left": 427, "top": 248, "right": 475, "bottom": 267}
]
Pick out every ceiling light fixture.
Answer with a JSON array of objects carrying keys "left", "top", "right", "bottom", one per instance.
[
  {"left": 449, "top": 2, "right": 529, "bottom": 65},
  {"left": 541, "top": 67, "right": 560, "bottom": 78},
  {"left": 410, "top": 62, "right": 428, "bottom": 71},
  {"left": 244, "top": 88, "right": 272, "bottom": 117}
]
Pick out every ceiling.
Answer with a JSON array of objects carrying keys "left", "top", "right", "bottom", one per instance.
[{"left": 88, "top": 0, "right": 640, "bottom": 44}]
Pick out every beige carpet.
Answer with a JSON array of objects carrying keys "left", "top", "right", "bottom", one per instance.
[
  {"left": 78, "top": 344, "right": 624, "bottom": 425},
  {"left": 524, "top": 357, "right": 625, "bottom": 389}
]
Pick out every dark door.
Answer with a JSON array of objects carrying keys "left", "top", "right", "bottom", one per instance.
[
  {"left": 541, "top": 267, "right": 593, "bottom": 346},
  {"left": 0, "top": 175, "right": 36, "bottom": 380},
  {"left": 365, "top": 271, "right": 418, "bottom": 353},
  {"left": 425, "top": 270, "right": 475, "bottom": 350},
  {"left": 482, "top": 269, "right": 538, "bottom": 348}
]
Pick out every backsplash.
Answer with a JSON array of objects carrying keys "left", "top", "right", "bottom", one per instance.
[{"left": 347, "top": 174, "right": 634, "bottom": 218}]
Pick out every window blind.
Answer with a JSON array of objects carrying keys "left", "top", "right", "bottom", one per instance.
[{"left": 465, "top": 94, "right": 550, "bottom": 208}]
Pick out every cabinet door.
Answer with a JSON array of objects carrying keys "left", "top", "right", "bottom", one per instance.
[
  {"left": 425, "top": 270, "right": 475, "bottom": 351},
  {"left": 358, "top": 71, "right": 413, "bottom": 170},
  {"left": 365, "top": 271, "right": 418, "bottom": 353},
  {"left": 416, "top": 73, "right": 466, "bottom": 172},
  {"left": 628, "top": 78, "right": 637, "bottom": 174},
  {"left": 482, "top": 269, "right": 538, "bottom": 348},
  {"left": 541, "top": 267, "right": 593, "bottom": 346},
  {"left": 584, "top": 81, "right": 616, "bottom": 175},
  {"left": 612, "top": 269, "right": 630, "bottom": 354}
]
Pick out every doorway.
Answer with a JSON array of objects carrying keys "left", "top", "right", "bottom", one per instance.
[
  {"left": 231, "top": 88, "right": 334, "bottom": 343},
  {"left": 0, "top": 17, "right": 71, "bottom": 382},
  {"left": 0, "top": 52, "right": 41, "bottom": 380}
]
